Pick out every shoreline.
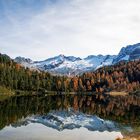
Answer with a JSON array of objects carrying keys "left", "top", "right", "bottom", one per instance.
[{"left": 117, "top": 132, "right": 140, "bottom": 140}]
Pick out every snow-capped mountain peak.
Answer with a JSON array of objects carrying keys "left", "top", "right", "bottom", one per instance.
[
  {"left": 113, "top": 43, "right": 140, "bottom": 64},
  {"left": 14, "top": 43, "right": 140, "bottom": 75},
  {"left": 15, "top": 56, "right": 33, "bottom": 64},
  {"left": 14, "top": 54, "right": 114, "bottom": 75}
]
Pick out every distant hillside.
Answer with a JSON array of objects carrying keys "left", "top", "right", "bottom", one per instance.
[{"left": 0, "top": 53, "right": 140, "bottom": 95}]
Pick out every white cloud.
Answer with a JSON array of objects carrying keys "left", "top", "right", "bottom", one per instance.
[{"left": 1, "top": 0, "right": 140, "bottom": 60}]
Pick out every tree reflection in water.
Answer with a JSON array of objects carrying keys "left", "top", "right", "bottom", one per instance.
[{"left": 0, "top": 94, "right": 140, "bottom": 130}]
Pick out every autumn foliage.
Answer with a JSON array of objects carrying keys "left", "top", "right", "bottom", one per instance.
[{"left": 0, "top": 53, "right": 140, "bottom": 94}]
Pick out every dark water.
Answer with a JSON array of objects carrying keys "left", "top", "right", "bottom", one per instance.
[{"left": 0, "top": 94, "right": 140, "bottom": 140}]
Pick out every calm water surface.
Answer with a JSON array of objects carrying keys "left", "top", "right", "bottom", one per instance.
[{"left": 0, "top": 94, "right": 139, "bottom": 140}]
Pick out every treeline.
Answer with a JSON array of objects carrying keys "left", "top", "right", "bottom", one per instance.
[
  {"left": 0, "top": 53, "right": 140, "bottom": 93},
  {"left": 74, "top": 60, "right": 140, "bottom": 93},
  {"left": 0, "top": 53, "right": 68, "bottom": 92}
]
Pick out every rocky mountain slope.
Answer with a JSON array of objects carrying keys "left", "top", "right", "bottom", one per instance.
[{"left": 14, "top": 43, "right": 140, "bottom": 75}]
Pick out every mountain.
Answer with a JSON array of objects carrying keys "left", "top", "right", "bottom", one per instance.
[
  {"left": 1, "top": 52, "right": 140, "bottom": 93},
  {"left": 14, "top": 54, "right": 116, "bottom": 75},
  {"left": 84, "top": 54, "right": 116, "bottom": 69},
  {"left": 14, "top": 43, "right": 140, "bottom": 75},
  {"left": 14, "top": 56, "right": 33, "bottom": 67},
  {"left": 12, "top": 109, "right": 118, "bottom": 132},
  {"left": 113, "top": 43, "right": 140, "bottom": 64}
]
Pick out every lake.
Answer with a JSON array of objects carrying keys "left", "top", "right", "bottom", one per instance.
[{"left": 0, "top": 94, "right": 140, "bottom": 140}]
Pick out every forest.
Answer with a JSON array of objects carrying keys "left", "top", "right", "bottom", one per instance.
[{"left": 0, "top": 53, "right": 140, "bottom": 94}]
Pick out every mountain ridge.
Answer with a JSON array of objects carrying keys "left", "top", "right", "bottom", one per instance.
[{"left": 14, "top": 43, "right": 140, "bottom": 75}]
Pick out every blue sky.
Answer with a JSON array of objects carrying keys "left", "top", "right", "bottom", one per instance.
[{"left": 1, "top": 0, "right": 140, "bottom": 60}]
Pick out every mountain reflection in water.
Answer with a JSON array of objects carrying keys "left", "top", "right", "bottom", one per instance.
[{"left": 0, "top": 94, "right": 140, "bottom": 140}]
